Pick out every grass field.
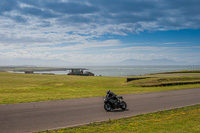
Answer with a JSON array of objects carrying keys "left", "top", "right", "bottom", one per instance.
[
  {"left": 149, "top": 70, "right": 200, "bottom": 75},
  {"left": 0, "top": 71, "right": 200, "bottom": 104},
  {"left": 1, "top": 71, "right": 200, "bottom": 132},
  {"left": 129, "top": 76, "right": 200, "bottom": 87},
  {"left": 37, "top": 104, "right": 200, "bottom": 133}
]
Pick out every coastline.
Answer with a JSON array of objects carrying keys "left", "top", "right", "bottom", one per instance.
[{"left": 1, "top": 65, "right": 200, "bottom": 77}]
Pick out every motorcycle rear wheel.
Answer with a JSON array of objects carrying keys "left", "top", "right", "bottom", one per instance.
[{"left": 104, "top": 103, "right": 112, "bottom": 111}]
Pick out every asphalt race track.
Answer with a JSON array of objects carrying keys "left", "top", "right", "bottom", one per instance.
[{"left": 0, "top": 88, "right": 200, "bottom": 133}]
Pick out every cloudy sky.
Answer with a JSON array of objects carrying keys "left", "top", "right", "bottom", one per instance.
[{"left": 0, "top": 0, "right": 200, "bottom": 65}]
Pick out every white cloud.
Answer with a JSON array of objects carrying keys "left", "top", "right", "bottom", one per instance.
[
  {"left": 0, "top": 0, "right": 200, "bottom": 65},
  {"left": 107, "top": 46, "right": 168, "bottom": 52}
]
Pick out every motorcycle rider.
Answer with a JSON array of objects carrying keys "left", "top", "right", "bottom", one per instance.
[{"left": 106, "top": 90, "right": 119, "bottom": 105}]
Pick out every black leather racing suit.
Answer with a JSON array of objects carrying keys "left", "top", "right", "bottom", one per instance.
[{"left": 108, "top": 92, "right": 118, "bottom": 105}]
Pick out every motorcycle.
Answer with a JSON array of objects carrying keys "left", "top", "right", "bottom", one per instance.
[{"left": 104, "top": 95, "right": 127, "bottom": 111}]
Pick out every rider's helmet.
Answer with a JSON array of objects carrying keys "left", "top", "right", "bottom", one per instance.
[{"left": 107, "top": 90, "right": 110, "bottom": 94}]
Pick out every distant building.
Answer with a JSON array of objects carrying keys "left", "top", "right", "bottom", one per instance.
[
  {"left": 86, "top": 71, "right": 95, "bottom": 76},
  {"left": 67, "top": 69, "right": 94, "bottom": 76},
  {"left": 25, "top": 70, "right": 34, "bottom": 74}
]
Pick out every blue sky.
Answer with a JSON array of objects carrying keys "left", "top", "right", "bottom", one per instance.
[{"left": 0, "top": 0, "right": 200, "bottom": 65}]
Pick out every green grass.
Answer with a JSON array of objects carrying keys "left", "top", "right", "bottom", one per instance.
[
  {"left": 130, "top": 76, "right": 200, "bottom": 87},
  {"left": 37, "top": 104, "right": 200, "bottom": 133},
  {"left": 0, "top": 72, "right": 200, "bottom": 104},
  {"left": 149, "top": 70, "right": 200, "bottom": 75}
]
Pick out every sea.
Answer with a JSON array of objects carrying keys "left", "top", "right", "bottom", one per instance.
[{"left": 20, "top": 65, "right": 200, "bottom": 77}]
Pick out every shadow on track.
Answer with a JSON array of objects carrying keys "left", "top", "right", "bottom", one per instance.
[{"left": 109, "top": 109, "right": 129, "bottom": 112}]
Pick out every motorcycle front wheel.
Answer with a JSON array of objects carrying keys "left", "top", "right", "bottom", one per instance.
[
  {"left": 120, "top": 101, "right": 127, "bottom": 110},
  {"left": 104, "top": 103, "right": 112, "bottom": 112}
]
